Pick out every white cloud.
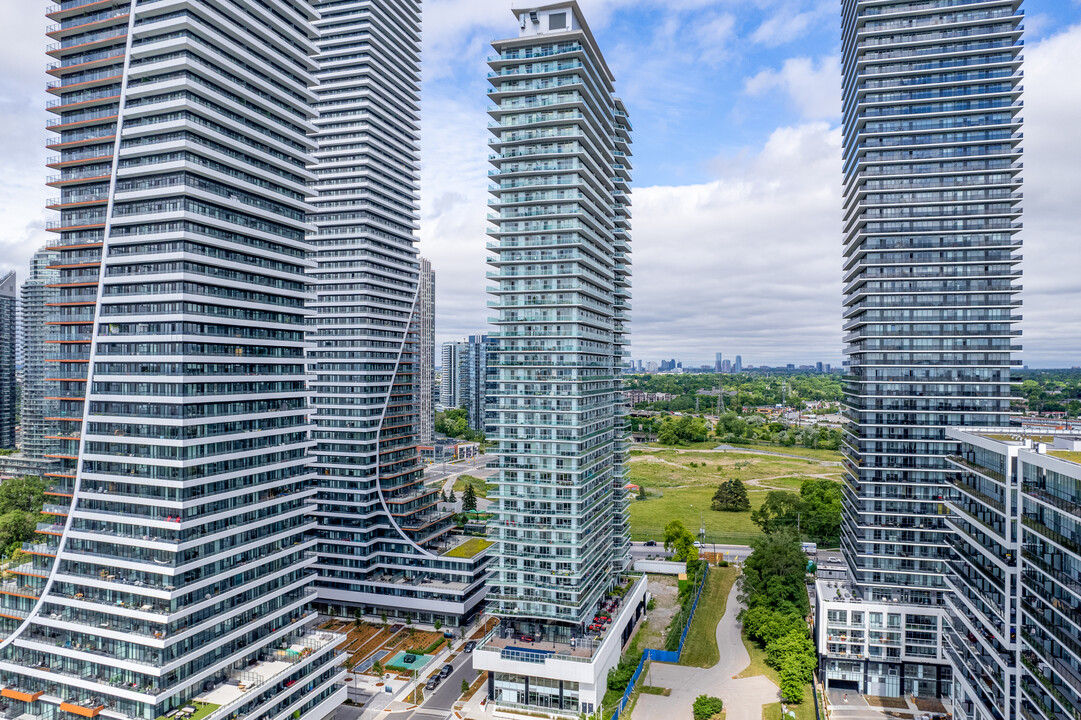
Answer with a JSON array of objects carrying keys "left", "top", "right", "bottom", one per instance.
[
  {"left": 750, "top": 1, "right": 833, "bottom": 47},
  {"left": 744, "top": 55, "right": 841, "bottom": 120},
  {"left": 628, "top": 123, "right": 843, "bottom": 364},
  {"left": 1012, "top": 23, "right": 1081, "bottom": 365},
  {"left": 0, "top": 10, "right": 51, "bottom": 284}
]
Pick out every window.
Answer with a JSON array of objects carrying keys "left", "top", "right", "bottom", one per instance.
[{"left": 549, "top": 12, "right": 566, "bottom": 30}]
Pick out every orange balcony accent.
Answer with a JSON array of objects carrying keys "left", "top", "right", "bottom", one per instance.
[
  {"left": 2, "top": 689, "right": 43, "bottom": 702},
  {"left": 60, "top": 703, "right": 104, "bottom": 717}
]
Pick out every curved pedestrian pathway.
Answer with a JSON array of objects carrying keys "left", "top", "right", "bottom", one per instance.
[{"left": 632, "top": 580, "right": 779, "bottom": 720}]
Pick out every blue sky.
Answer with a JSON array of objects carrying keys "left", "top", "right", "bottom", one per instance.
[{"left": 1, "top": 1, "right": 1080, "bottom": 367}]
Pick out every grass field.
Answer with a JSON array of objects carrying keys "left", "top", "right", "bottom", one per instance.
[
  {"left": 452, "top": 474, "right": 494, "bottom": 497},
  {"left": 680, "top": 565, "right": 739, "bottom": 668},
  {"left": 627, "top": 447, "right": 842, "bottom": 542},
  {"left": 644, "top": 442, "right": 845, "bottom": 463}
]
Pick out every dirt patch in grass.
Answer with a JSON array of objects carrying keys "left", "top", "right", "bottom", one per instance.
[
  {"left": 913, "top": 698, "right": 946, "bottom": 713},
  {"left": 866, "top": 696, "right": 910, "bottom": 709},
  {"left": 639, "top": 575, "right": 679, "bottom": 649}
]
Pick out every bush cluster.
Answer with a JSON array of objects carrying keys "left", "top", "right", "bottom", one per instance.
[{"left": 738, "top": 530, "right": 815, "bottom": 702}]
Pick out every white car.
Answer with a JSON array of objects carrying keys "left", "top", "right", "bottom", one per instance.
[{"left": 693, "top": 541, "right": 702, "bottom": 548}]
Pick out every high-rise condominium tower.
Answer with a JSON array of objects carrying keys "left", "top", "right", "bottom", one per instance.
[
  {"left": 0, "top": 3, "right": 346, "bottom": 720},
  {"left": 418, "top": 257, "right": 435, "bottom": 444},
  {"left": 307, "top": 0, "right": 489, "bottom": 627},
  {"left": 474, "top": 4, "right": 642, "bottom": 715},
  {"left": 834, "top": 0, "right": 1024, "bottom": 696},
  {"left": 0, "top": 271, "right": 15, "bottom": 450},
  {"left": 440, "top": 335, "right": 492, "bottom": 432},
  {"left": 20, "top": 248, "right": 59, "bottom": 461}
]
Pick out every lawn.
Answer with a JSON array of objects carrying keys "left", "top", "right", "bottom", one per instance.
[
  {"left": 741, "top": 631, "right": 815, "bottom": 720},
  {"left": 452, "top": 474, "right": 494, "bottom": 497},
  {"left": 680, "top": 565, "right": 739, "bottom": 667},
  {"left": 627, "top": 447, "right": 842, "bottom": 543},
  {"left": 443, "top": 537, "right": 493, "bottom": 558},
  {"left": 629, "top": 486, "right": 764, "bottom": 543},
  {"left": 158, "top": 702, "right": 220, "bottom": 720},
  {"left": 1049, "top": 450, "right": 1081, "bottom": 464},
  {"left": 629, "top": 450, "right": 842, "bottom": 490}
]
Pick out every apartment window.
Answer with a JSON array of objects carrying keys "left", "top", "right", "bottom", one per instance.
[{"left": 549, "top": 13, "right": 566, "bottom": 30}]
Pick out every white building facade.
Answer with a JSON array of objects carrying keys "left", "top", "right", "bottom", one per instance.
[
  {"left": 0, "top": 4, "right": 347, "bottom": 720},
  {"left": 305, "top": 0, "right": 489, "bottom": 627},
  {"left": 477, "top": 2, "right": 634, "bottom": 714}
]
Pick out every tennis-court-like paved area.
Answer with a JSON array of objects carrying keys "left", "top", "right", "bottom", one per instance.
[{"left": 633, "top": 580, "right": 780, "bottom": 720}]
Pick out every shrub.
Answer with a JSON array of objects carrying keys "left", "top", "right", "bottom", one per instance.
[{"left": 693, "top": 695, "right": 724, "bottom": 720}]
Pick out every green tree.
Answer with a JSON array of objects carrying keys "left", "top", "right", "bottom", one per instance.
[
  {"left": 461, "top": 679, "right": 470, "bottom": 695},
  {"left": 750, "top": 490, "right": 803, "bottom": 535},
  {"left": 462, "top": 483, "right": 478, "bottom": 512},
  {"left": 778, "top": 656, "right": 807, "bottom": 702},
  {"left": 657, "top": 415, "right": 709, "bottom": 446},
  {"left": 692, "top": 695, "right": 724, "bottom": 720},
  {"left": 765, "top": 629, "right": 816, "bottom": 677},
  {"left": 0, "top": 511, "right": 35, "bottom": 554},
  {"left": 448, "top": 488, "right": 457, "bottom": 503},
  {"left": 662, "top": 520, "right": 697, "bottom": 562},
  {"left": 711, "top": 479, "right": 750, "bottom": 512},
  {"left": 0, "top": 476, "right": 46, "bottom": 514},
  {"left": 372, "top": 660, "right": 384, "bottom": 677},
  {"left": 738, "top": 530, "right": 810, "bottom": 618},
  {"left": 798, "top": 479, "right": 842, "bottom": 546}
]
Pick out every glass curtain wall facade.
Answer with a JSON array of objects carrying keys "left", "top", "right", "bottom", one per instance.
[
  {"left": 307, "top": 0, "right": 486, "bottom": 627},
  {"left": 0, "top": 3, "right": 347, "bottom": 720},
  {"left": 839, "top": 0, "right": 1025, "bottom": 695},
  {"left": 486, "top": 1, "right": 632, "bottom": 636},
  {"left": 0, "top": 272, "right": 15, "bottom": 451},
  {"left": 21, "top": 248, "right": 59, "bottom": 461},
  {"left": 440, "top": 336, "right": 492, "bottom": 432},
  {"left": 941, "top": 430, "right": 1081, "bottom": 720},
  {"left": 418, "top": 257, "right": 434, "bottom": 445}
]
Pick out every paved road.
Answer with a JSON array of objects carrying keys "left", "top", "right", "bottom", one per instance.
[
  {"left": 633, "top": 580, "right": 779, "bottom": 720},
  {"left": 424, "top": 651, "right": 476, "bottom": 711}
]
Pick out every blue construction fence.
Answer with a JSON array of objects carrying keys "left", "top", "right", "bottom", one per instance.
[{"left": 609, "top": 565, "right": 711, "bottom": 720}]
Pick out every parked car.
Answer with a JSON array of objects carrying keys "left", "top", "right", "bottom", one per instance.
[
  {"left": 644, "top": 540, "right": 657, "bottom": 547},
  {"left": 693, "top": 541, "right": 702, "bottom": 548},
  {"left": 463, "top": 641, "right": 476, "bottom": 653},
  {"left": 425, "top": 676, "right": 440, "bottom": 691},
  {"left": 441, "top": 663, "right": 454, "bottom": 678}
]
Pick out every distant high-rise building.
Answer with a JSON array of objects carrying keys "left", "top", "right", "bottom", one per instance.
[
  {"left": 715, "top": 352, "right": 723, "bottom": 373},
  {"left": 19, "top": 248, "right": 58, "bottom": 460},
  {"left": 418, "top": 257, "right": 436, "bottom": 444},
  {"left": 826, "top": 0, "right": 1026, "bottom": 698},
  {"left": 440, "top": 335, "right": 492, "bottom": 432},
  {"left": 734, "top": 355, "right": 743, "bottom": 373},
  {"left": 475, "top": 3, "right": 641, "bottom": 715},
  {"left": 721, "top": 359, "right": 732, "bottom": 373},
  {"left": 2, "top": 4, "right": 346, "bottom": 718},
  {"left": 307, "top": 0, "right": 488, "bottom": 627},
  {"left": 816, "top": 361, "right": 824, "bottom": 373},
  {"left": 0, "top": 271, "right": 14, "bottom": 450}
]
